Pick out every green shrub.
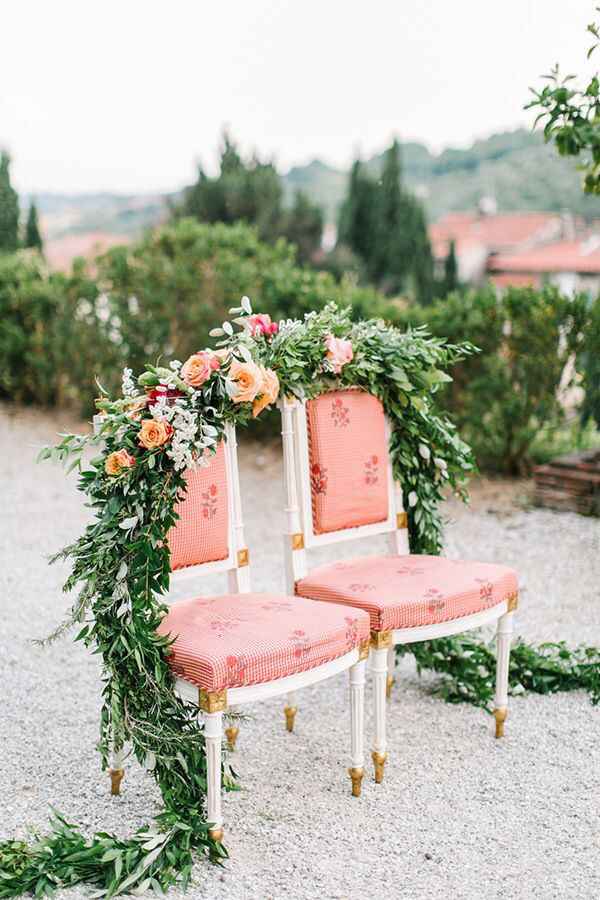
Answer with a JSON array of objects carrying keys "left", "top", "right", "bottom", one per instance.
[
  {"left": 401, "top": 284, "right": 591, "bottom": 474},
  {"left": 0, "top": 220, "right": 393, "bottom": 413}
]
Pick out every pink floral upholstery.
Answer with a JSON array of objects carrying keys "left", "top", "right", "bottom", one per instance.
[
  {"left": 167, "top": 442, "right": 229, "bottom": 570},
  {"left": 296, "top": 555, "right": 518, "bottom": 631},
  {"left": 306, "top": 390, "right": 389, "bottom": 534},
  {"left": 157, "top": 593, "right": 370, "bottom": 691}
]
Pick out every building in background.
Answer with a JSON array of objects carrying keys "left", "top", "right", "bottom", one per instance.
[{"left": 430, "top": 205, "right": 600, "bottom": 294}]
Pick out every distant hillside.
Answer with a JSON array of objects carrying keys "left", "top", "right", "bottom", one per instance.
[
  {"left": 283, "top": 130, "right": 600, "bottom": 224},
  {"left": 30, "top": 130, "right": 600, "bottom": 257}
]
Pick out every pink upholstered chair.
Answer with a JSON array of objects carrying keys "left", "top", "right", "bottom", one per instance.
[
  {"left": 279, "top": 390, "right": 518, "bottom": 786},
  {"left": 107, "top": 422, "right": 371, "bottom": 841}
]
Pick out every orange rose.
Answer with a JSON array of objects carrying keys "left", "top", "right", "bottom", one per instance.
[
  {"left": 229, "top": 358, "right": 263, "bottom": 404},
  {"left": 138, "top": 418, "right": 173, "bottom": 450},
  {"left": 252, "top": 366, "right": 280, "bottom": 418},
  {"left": 181, "top": 350, "right": 220, "bottom": 387},
  {"left": 105, "top": 448, "right": 136, "bottom": 476}
]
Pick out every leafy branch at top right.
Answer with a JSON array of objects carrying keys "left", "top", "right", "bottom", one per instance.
[{"left": 527, "top": 9, "right": 600, "bottom": 193}]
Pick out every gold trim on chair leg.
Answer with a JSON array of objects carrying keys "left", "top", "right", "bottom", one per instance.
[
  {"left": 386, "top": 674, "right": 395, "bottom": 700},
  {"left": 109, "top": 768, "right": 124, "bottom": 796},
  {"left": 284, "top": 705, "right": 297, "bottom": 733},
  {"left": 371, "top": 751, "right": 388, "bottom": 784},
  {"left": 494, "top": 707, "right": 508, "bottom": 739},
  {"left": 225, "top": 725, "right": 239, "bottom": 751},
  {"left": 348, "top": 766, "right": 364, "bottom": 797},
  {"left": 208, "top": 827, "right": 224, "bottom": 843}
]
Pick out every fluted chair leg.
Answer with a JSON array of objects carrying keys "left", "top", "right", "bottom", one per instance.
[
  {"left": 348, "top": 658, "right": 366, "bottom": 796},
  {"left": 494, "top": 609, "right": 515, "bottom": 738},
  {"left": 370, "top": 634, "right": 390, "bottom": 783},
  {"left": 205, "top": 710, "right": 224, "bottom": 842}
]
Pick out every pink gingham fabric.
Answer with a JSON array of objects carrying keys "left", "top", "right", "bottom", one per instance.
[
  {"left": 296, "top": 555, "right": 518, "bottom": 631},
  {"left": 167, "top": 442, "right": 229, "bottom": 569},
  {"left": 157, "top": 593, "right": 370, "bottom": 691},
  {"left": 306, "top": 390, "right": 389, "bottom": 534}
]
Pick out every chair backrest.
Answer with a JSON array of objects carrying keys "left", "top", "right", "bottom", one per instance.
[
  {"left": 168, "top": 423, "right": 250, "bottom": 592},
  {"left": 93, "top": 415, "right": 250, "bottom": 593},
  {"left": 279, "top": 390, "right": 409, "bottom": 591}
]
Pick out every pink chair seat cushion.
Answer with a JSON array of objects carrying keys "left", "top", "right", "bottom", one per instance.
[
  {"left": 295, "top": 555, "right": 518, "bottom": 631},
  {"left": 157, "top": 593, "right": 370, "bottom": 691}
]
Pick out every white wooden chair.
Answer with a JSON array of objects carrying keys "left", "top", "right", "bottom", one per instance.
[
  {"left": 279, "top": 390, "right": 518, "bottom": 786},
  {"left": 106, "top": 422, "right": 370, "bottom": 841}
]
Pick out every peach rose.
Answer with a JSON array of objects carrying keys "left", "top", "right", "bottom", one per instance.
[
  {"left": 229, "top": 358, "right": 264, "bottom": 404},
  {"left": 181, "top": 350, "right": 220, "bottom": 387},
  {"left": 138, "top": 418, "right": 173, "bottom": 450},
  {"left": 325, "top": 334, "right": 353, "bottom": 374},
  {"left": 252, "top": 366, "right": 280, "bottom": 418},
  {"left": 105, "top": 448, "right": 136, "bottom": 476}
]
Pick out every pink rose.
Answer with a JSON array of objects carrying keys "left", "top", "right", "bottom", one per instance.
[
  {"left": 105, "top": 448, "right": 136, "bottom": 475},
  {"left": 181, "top": 351, "right": 220, "bottom": 387},
  {"left": 325, "top": 335, "right": 353, "bottom": 374},
  {"left": 245, "top": 313, "right": 278, "bottom": 338}
]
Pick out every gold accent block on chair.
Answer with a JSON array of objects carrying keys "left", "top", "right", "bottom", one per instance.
[
  {"left": 109, "top": 768, "right": 124, "bottom": 796},
  {"left": 371, "top": 751, "right": 388, "bottom": 784},
  {"left": 358, "top": 637, "right": 370, "bottom": 660},
  {"left": 237, "top": 548, "right": 249, "bottom": 567},
  {"left": 494, "top": 707, "right": 508, "bottom": 739},
  {"left": 225, "top": 725, "right": 239, "bottom": 751},
  {"left": 386, "top": 674, "right": 395, "bottom": 700},
  {"left": 370, "top": 629, "right": 393, "bottom": 650},
  {"left": 348, "top": 766, "right": 364, "bottom": 797},
  {"left": 284, "top": 705, "right": 297, "bottom": 732},
  {"left": 290, "top": 532, "right": 305, "bottom": 551},
  {"left": 199, "top": 689, "right": 228, "bottom": 713},
  {"left": 396, "top": 511, "right": 408, "bottom": 529},
  {"left": 507, "top": 592, "right": 518, "bottom": 612},
  {"left": 208, "top": 827, "right": 224, "bottom": 843}
]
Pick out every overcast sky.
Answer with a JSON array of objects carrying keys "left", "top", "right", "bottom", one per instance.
[{"left": 2, "top": 1, "right": 597, "bottom": 194}]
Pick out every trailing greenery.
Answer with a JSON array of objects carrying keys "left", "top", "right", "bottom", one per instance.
[{"left": 400, "top": 635, "right": 600, "bottom": 708}]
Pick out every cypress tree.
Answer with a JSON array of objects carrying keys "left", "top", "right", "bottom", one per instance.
[
  {"left": 24, "top": 201, "right": 43, "bottom": 251},
  {"left": 0, "top": 151, "right": 19, "bottom": 252},
  {"left": 337, "top": 160, "right": 377, "bottom": 263},
  {"left": 443, "top": 239, "right": 458, "bottom": 295}
]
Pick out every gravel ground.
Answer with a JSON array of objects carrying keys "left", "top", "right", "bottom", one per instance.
[{"left": 1, "top": 405, "right": 600, "bottom": 900}]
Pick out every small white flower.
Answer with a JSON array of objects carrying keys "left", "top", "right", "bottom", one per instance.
[
  {"left": 408, "top": 491, "right": 418, "bottom": 508},
  {"left": 121, "top": 367, "right": 136, "bottom": 398},
  {"left": 418, "top": 444, "right": 431, "bottom": 461},
  {"left": 434, "top": 457, "right": 448, "bottom": 470},
  {"left": 169, "top": 360, "right": 182, "bottom": 371}
]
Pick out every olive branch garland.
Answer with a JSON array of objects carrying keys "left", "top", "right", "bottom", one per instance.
[{"left": 2, "top": 301, "right": 599, "bottom": 898}]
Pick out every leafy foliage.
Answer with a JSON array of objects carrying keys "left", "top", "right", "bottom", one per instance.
[
  {"left": 527, "top": 9, "right": 600, "bottom": 194},
  {"left": 400, "top": 284, "right": 593, "bottom": 474},
  {"left": 176, "top": 131, "right": 323, "bottom": 262},
  {"left": 400, "top": 635, "right": 600, "bottom": 708}
]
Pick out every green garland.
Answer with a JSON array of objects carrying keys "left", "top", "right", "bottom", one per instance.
[
  {"left": 1, "top": 300, "right": 597, "bottom": 897},
  {"left": 399, "top": 636, "right": 600, "bottom": 708}
]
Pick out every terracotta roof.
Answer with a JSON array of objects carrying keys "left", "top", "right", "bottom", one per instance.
[
  {"left": 489, "top": 238, "right": 600, "bottom": 274},
  {"left": 45, "top": 232, "right": 131, "bottom": 271},
  {"left": 488, "top": 272, "right": 540, "bottom": 288},
  {"left": 430, "top": 212, "right": 560, "bottom": 259}
]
